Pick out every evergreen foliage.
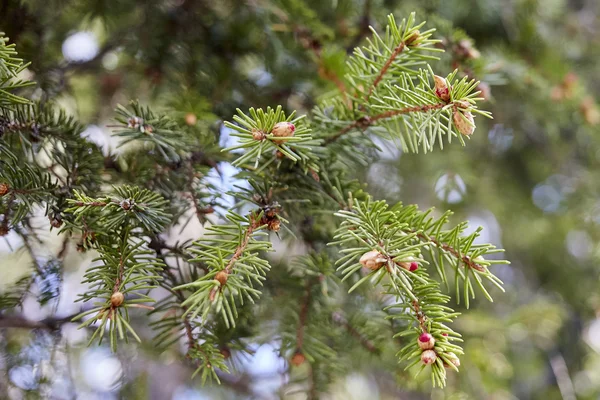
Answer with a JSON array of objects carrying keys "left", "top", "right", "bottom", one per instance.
[{"left": 1, "top": 1, "right": 598, "bottom": 398}]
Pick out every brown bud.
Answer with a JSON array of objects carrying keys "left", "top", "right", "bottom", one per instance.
[
  {"left": 271, "top": 122, "right": 295, "bottom": 144},
  {"left": 215, "top": 271, "right": 228, "bottom": 286},
  {"left": 220, "top": 347, "right": 231, "bottom": 359},
  {"left": 185, "top": 113, "right": 197, "bottom": 126},
  {"left": 405, "top": 30, "right": 420, "bottom": 46},
  {"left": 50, "top": 216, "right": 63, "bottom": 228},
  {"left": 0, "top": 225, "right": 8, "bottom": 237},
  {"left": 453, "top": 110, "right": 475, "bottom": 136},
  {"left": 359, "top": 250, "right": 387, "bottom": 271},
  {"left": 120, "top": 199, "right": 133, "bottom": 210},
  {"left": 421, "top": 349, "right": 437, "bottom": 365},
  {"left": 418, "top": 333, "right": 435, "bottom": 350},
  {"left": 252, "top": 128, "right": 266, "bottom": 141},
  {"left": 268, "top": 219, "right": 281, "bottom": 232},
  {"left": 0, "top": 183, "right": 9, "bottom": 196},
  {"left": 434, "top": 75, "right": 451, "bottom": 102},
  {"left": 291, "top": 352, "right": 305, "bottom": 366},
  {"left": 111, "top": 292, "right": 125, "bottom": 307}
]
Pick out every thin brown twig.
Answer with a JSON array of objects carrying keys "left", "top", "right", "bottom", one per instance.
[
  {"left": 364, "top": 42, "right": 405, "bottom": 102},
  {"left": 324, "top": 103, "right": 446, "bottom": 144},
  {"left": 296, "top": 281, "right": 312, "bottom": 351},
  {"left": 224, "top": 216, "right": 259, "bottom": 275},
  {"left": 412, "top": 231, "right": 486, "bottom": 272},
  {"left": 332, "top": 312, "right": 379, "bottom": 354},
  {"left": 411, "top": 300, "right": 428, "bottom": 333}
]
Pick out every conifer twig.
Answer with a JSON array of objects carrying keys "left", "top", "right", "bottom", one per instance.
[
  {"left": 324, "top": 103, "right": 446, "bottom": 144},
  {"left": 364, "top": 42, "right": 405, "bottom": 102}
]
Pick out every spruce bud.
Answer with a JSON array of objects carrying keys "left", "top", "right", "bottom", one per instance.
[
  {"left": 421, "top": 349, "right": 437, "bottom": 365},
  {"left": 443, "top": 352, "right": 461, "bottom": 369},
  {"left": 215, "top": 271, "right": 228, "bottom": 286},
  {"left": 434, "top": 75, "right": 451, "bottom": 102},
  {"left": 291, "top": 352, "right": 305, "bottom": 366},
  {"left": 359, "top": 250, "right": 387, "bottom": 271},
  {"left": 418, "top": 333, "right": 436, "bottom": 350},
  {"left": 271, "top": 122, "right": 295, "bottom": 144},
  {"left": 453, "top": 110, "right": 475, "bottom": 136},
  {"left": 111, "top": 291, "right": 125, "bottom": 307}
]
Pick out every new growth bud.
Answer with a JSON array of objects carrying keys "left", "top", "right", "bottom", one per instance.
[
  {"left": 434, "top": 75, "right": 451, "bottom": 102},
  {"left": 453, "top": 110, "right": 475, "bottom": 136},
  {"left": 359, "top": 250, "right": 387, "bottom": 271},
  {"left": 111, "top": 291, "right": 125, "bottom": 307},
  {"left": 271, "top": 122, "right": 295, "bottom": 144},
  {"left": 421, "top": 349, "right": 437, "bottom": 365},
  {"left": 418, "top": 333, "right": 436, "bottom": 350}
]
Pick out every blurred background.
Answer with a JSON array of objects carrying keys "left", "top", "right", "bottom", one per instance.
[{"left": 1, "top": 0, "right": 600, "bottom": 399}]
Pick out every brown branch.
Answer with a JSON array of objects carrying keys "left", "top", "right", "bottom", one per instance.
[
  {"left": 224, "top": 216, "right": 259, "bottom": 275},
  {"left": 296, "top": 281, "right": 312, "bottom": 351},
  {"left": 0, "top": 313, "right": 78, "bottom": 331},
  {"left": 411, "top": 300, "right": 428, "bottom": 333},
  {"left": 413, "top": 231, "right": 486, "bottom": 272},
  {"left": 364, "top": 42, "right": 405, "bottom": 102},
  {"left": 73, "top": 200, "right": 108, "bottom": 207},
  {"left": 332, "top": 312, "right": 379, "bottom": 354},
  {"left": 324, "top": 103, "right": 446, "bottom": 145}
]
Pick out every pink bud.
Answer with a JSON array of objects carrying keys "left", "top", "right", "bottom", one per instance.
[
  {"left": 421, "top": 349, "right": 437, "bottom": 365},
  {"left": 409, "top": 262, "right": 419, "bottom": 272},
  {"left": 434, "top": 75, "right": 451, "bottom": 102},
  {"left": 418, "top": 333, "right": 435, "bottom": 350}
]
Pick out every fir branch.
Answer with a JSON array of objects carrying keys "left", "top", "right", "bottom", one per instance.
[{"left": 175, "top": 210, "right": 273, "bottom": 328}]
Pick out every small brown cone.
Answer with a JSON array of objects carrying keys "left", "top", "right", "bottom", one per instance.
[
  {"left": 111, "top": 292, "right": 125, "bottom": 307},
  {"left": 453, "top": 111, "right": 475, "bottom": 136}
]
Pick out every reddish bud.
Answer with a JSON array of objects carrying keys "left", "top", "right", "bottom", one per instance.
[
  {"left": 418, "top": 333, "right": 435, "bottom": 350},
  {"left": 291, "top": 352, "right": 305, "bottom": 366},
  {"left": 421, "top": 349, "right": 437, "bottom": 365},
  {"left": 434, "top": 75, "right": 451, "bottom": 102},
  {"left": 409, "top": 262, "right": 419, "bottom": 272}
]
